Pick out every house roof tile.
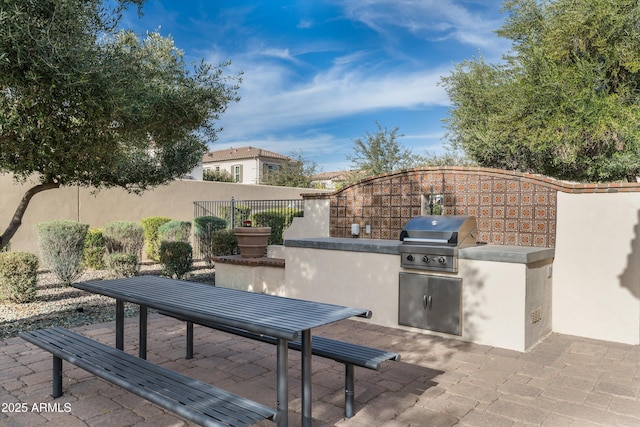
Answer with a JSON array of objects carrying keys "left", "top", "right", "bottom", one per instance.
[{"left": 203, "top": 146, "right": 290, "bottom": 163}]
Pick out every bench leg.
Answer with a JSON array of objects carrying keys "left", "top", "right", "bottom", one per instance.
[
  {"left": 345, "top": 364, "right": 355, "bottom": 418},
  {"left": 186, "top": 321, "right": 194, "bottom": 359},
  {"left": 52, "top": 356, "right": 62, "bottom": 398}
]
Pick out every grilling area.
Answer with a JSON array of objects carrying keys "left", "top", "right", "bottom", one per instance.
[{"left": 216, "top": 166, "right": 640, "bottom": 353}]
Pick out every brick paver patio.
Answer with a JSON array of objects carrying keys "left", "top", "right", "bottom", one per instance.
[{"left": 2, "top": 312, "right": 640, "bottom": 426}]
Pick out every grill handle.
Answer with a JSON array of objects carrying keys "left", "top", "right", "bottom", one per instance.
[{"left": 403, "top": 237, "right": 450, "bottom": 244}]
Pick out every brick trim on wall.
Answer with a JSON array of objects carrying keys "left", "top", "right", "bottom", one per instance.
[{"left": 304, "top": 166, "right": 640, "bottom": 248}]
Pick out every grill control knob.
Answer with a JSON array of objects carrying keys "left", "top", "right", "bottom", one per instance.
[
  {"left": 437, "top": 256, "right": 447, "bottom": 265},
  {"left": 406, "top": 255, "right": 414, "bottom": 262},
  {"left": 422, "top": 256, "right": 430, "bottom": 263}
]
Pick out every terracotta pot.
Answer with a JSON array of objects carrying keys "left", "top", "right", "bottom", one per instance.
[{"left": 233, "top": 227, "right": 271, "bottom": 258}]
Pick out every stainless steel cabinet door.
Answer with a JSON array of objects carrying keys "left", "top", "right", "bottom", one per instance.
[{"left": 398, "top": 273, "right": 462, "bottom": 335}]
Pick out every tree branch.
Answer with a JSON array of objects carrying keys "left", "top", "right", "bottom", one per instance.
[{"left": 0, "top": 181, "right": 60, "bottom": 250}]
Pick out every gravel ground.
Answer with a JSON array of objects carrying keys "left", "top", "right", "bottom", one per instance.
[{"left": 0, "top": 262, "right": 215, "bottom": 341}]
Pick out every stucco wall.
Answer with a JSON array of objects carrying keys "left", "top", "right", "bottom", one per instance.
[
  {"left": 0, "top": 173, "right": 321, "bottom": 255},
  {"left": 554, "top": 191, "right": 640, "bottom": 344}
]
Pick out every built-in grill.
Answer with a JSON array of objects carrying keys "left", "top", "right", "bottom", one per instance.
[{"left": 399, "top": 215, "right": 477, "bottom": 273}]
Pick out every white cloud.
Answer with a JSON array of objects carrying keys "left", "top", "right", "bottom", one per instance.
[
  {"left": 216, "top": 56, "right": 451, "bottom": 141},
  {"left": 336, "top": 0, "right": 507, "bottom": 55}
]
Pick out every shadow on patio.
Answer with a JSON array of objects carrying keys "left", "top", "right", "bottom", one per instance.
[{"left": 2, "top": 312, "right": 640, "bottom": 426}]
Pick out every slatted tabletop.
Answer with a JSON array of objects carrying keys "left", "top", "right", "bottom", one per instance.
[{"left": 73, "top": 275, "right": 371, "bottom": 340}]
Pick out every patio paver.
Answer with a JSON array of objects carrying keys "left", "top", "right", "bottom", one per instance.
[{"left": 2, "top": 312, "right": 640, "bottom": 426}]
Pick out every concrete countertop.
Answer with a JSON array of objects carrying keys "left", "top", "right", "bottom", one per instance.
[
  {"left": 284, "top": 237, "right": 401, "bottom": 255},
  {"left": 284, "top": 237, "right": 555, "bottom": 264}
]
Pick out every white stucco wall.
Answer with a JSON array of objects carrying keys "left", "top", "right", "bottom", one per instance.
[
  {"left": 553, "top": 192, "right": 640, "bottom": 344},
  {"left": 284, "top": 245, "right": 552, "bottom": 352},
  {"left": 283, "top": 198, "right": 331, "bottom": 240}
]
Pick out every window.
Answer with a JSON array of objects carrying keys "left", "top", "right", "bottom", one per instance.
[{"left": 233, "top": 165, "right": 242, "bottom": 183}]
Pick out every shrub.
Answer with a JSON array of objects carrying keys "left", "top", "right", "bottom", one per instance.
[
  {"left": 0, "top": 252, "right": 39, "bottom": 303},
  {"left": 159, "top": 241, "right": 193, "bottom": 279},
  {"left": 219, "top": 205, "right": 251, "bottom": 228},
  {"left": 141, "top": 216, "right": 172, "bottom": 261},
  {"left": 252, "top": 208, "right": 304, "bottom": 245},
  {"left": 106, "top": 253, "right": 138, "bottom": 279},
  {"left": 158, "top": 220, "right": 191, "bottom": 243},
  {"left": 102, "top": 221, "right": 144, "bottom": 259},
  {"left": 194, "top": 216, "right": 227, "bottom": 266},
  {"left": 211, "top": 229, "right": 238, "bottom": 256},
  {"left": 35, "top": 220, "right": 89, "bottom": 286},
  {"left": 83, "top": 228, "right": 106, "bottom": 270}
]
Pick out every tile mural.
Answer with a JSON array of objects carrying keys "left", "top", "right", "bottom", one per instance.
[{"left": 321, "top": 167, "right": 564, "bottom": 247}]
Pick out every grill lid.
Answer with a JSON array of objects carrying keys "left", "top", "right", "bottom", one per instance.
[{"left": 400, "top": 215, "right": 477, "bottom": 247}]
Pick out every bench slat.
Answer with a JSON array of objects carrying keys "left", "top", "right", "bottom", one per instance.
[
  {"left": 162, "top": 313, "right": 399, "bottom": 369},
  {"left": 21, "top": 327, "right": 277, "bottom": 427}
]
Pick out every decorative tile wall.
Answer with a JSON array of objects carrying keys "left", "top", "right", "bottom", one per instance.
[{"left": 324, "top": 167, "right": 563, "bottom": 247}]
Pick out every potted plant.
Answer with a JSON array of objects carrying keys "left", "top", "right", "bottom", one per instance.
[{"left": 233, "top": 221, "right": 271, "bottom": 258}]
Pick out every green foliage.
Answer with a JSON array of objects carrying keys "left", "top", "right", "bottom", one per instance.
[
  {"left": 102, "top": 221, "right": 144, "bottom": 259},
  {"left": 421, "top": 141, "right": 477, "bottom": 167},
  {"left": 35, "top": 220, "right": 89, "bottom": 286},
  {"left": 440, "top": 0, "right": 640, "bottom": 182},
  {"left": 159, "top": 241, "right": 193, "bottom": 279},
  {"left": 0, "top": 252, "right": 39, "bottom": 303},
  {"left": 0, "top": 0, "right": 240, "bottom": 251},
  {"left": 211, "top": 230, "right": 238, "bottom": 256},
  {"left": 347, "top": 122, "right": 425, "bottom": 179},
  {"left": 252, "top": 208, "right": 303, "bottom": 245},
  {"left": 263, "top": 150, "right": 319, "bottom": 188},
  {"left": 141, "top": 217, "right": 172, "bottom": 261},
  {"left": 203, "top": 169, "right": 234, "bottom": 182},
  {"left": 219, "top": 205, "right": 252, "bottom": 228},
  {"left": 106, "top": 253, "right": 138, "bottom": 279},
  {"left": 194, "top": 216, "right": 227, "bottom": 266},
  {"left": 158, "top": 220, "right": 191, "bottom": 243},
  {"left": 83, "top": 228, "right": 106, "bottom": 270}
]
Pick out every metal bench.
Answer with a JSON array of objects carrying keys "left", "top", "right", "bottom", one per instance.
[
  {"left": 20, "top": 327, "right": 278, "bottom": 427},
  {"left": 162, "top": 312, "right": 400, "bottom": 418}
]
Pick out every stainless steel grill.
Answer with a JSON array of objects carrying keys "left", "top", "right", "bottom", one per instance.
[{"left": 399, "top": 215, "right": 477, "bottom": 272}]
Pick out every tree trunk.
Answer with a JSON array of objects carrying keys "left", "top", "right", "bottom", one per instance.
[{"left": 0, "top": 181, "right": 60, "bottom": 251}]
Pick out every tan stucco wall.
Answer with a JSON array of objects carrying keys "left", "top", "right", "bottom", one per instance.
[
  {"left": 0, "top": 173, "right": 321, "bottom": 256},
  {"left": 554, "top": 191, "right": 640, "bottom": 344},
  {"left": 284, "top": 246, "right": 550, "bottom": 352}
]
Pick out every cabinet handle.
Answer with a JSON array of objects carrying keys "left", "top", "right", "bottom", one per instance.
[{"left": 423, "top": 295, "right": 432, "bottom": 310}]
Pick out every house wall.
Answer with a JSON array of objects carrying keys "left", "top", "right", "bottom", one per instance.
[
  {"left": 203, "top": 157, "right": 286, "bottom": 184},
  {"left": 0, "top": 173, "right": 318, "bottom": 256},
  {"left": 288, "top": 166, "right": 640, "bottom": 345}
]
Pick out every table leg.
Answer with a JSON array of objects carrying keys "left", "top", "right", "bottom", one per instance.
[
  {"left": 115, "top": 299, "right": 124, "bottom": 350},
  {"left": 302, "top": 329, "right": 312, "bottom": 427},
  {"left": 139, "top": 306, "right": 147, "bottom": 359},
  {"left": 186, "top": 321, "right": 194, "bottom": 359},
  {"left": 276, "top": 338, "right": 288, "bottom": 427}
]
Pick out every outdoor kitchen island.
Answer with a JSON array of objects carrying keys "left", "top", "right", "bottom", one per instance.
[{"left": 284, "top": 237, "right": 554, "bottom": 352}]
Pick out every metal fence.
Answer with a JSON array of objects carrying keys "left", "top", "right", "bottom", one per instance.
[{"left": 192, "top": 198, "right": 304, "bottom": 258}]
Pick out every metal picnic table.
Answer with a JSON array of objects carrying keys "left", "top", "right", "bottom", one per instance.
[{"left": 73, "top": 275, "right": 371, "bottom": 426}]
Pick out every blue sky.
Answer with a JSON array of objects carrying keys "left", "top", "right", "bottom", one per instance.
[{"left": 119, "top": 0, "right": 510, "bottom": 172}]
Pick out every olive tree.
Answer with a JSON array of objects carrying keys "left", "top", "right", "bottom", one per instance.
[
  {"left": 440, "top": 0, "right": 640, "bottom": 182},
  {"left": 347, "top": 122, "right": 425, "bottom": 181},
  {"left": 0, "top": 0, "right": 240, "bottom": 250}
]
